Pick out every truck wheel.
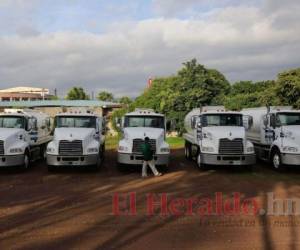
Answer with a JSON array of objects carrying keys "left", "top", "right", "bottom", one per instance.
[
  {"left": 185, "top": 143, "right": 192, "bottom": 160},
  {"left": 40, "top": 145, "right": 47, "bottom": 160},
  {"left": 117, "top": 163, "right": 128, "bottom": 173},
  {"left": 23, "top": 151, "right": 30, "bottom": 170},
  {"left": 101, "top": 145, "right": 105, "bottom": 161},
  {"left": 91, "top": 155, "right": 102, "bottom": 172},
  {"left": 196, "top": 153, "right": 206, "bottom": 170},
  {"left": 271, "top": 150, "right": 284, "bottom": 171}
]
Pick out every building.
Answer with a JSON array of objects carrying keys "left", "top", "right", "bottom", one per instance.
[
  {"left": 0, "top": 87, "right": 53, "bottom": 101},
  {"left": 0, "top": 100, "right": 123, "bottom": 136}
]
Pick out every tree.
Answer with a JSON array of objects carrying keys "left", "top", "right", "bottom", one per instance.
[
  {"left": 119, "top": 96, "right": 132, "bottom": 105},
  {"left": 134, "top": 59, "right": 230, "bottom": 133},
  {"left": 66, "top": 87, "right": 89, "bottom": 100},
  {"left": 97, "top": 91, "right": 114, "bottom": 102},
  {"left": 275, "top": 68, "right": 300, "bottom": 108},
  {"left": 224, "top": 80, "right": 278, "bottom": 110}
]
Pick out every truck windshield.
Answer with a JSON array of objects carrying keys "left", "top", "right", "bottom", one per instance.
[
  {"left": 56, "top": 116, "right": 96, "bottom": 128},
  {"left": 202, "top": 114, "right": 243, "bottom": 127},
  {"left": 277, "top": 113, "right": 300, "bottom": 126},
  {"left": 0, "top": 116, "right": 25, "bottom": 129},
  {"left": 124, "top": 116, "right": 164, "bottom": 128}
]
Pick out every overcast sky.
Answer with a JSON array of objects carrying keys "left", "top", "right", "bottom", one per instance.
[{"left": 0, "top": 0, "right": 299, "bottom": 97}]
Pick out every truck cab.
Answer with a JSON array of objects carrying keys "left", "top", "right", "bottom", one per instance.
[
  {"left": 0, "top": 109, "right": 52, "bottom": 169},
  {"left": 243, "top": 107, "right": 300, "bottom": 170},
  {"left": 117, "top": 109, "right": 170, "bottom": 168},
  {"left": 46, "top": 111, "right": 105, "bottom": 171},
  {"left": 183, "top": 107, "right": 256, "bottom": 169}
]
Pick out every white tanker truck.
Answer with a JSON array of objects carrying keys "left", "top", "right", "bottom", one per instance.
[
  {"left": 0, "top": 109, "right": 52, "bottom": 169},
  {"left": 242, "top": 106, "right": 300, "bottom": 170},
  {"left": 46, "top": 110, "right": 105, "bottom": 171},
  {"left": 183, "top": 106, "right": 256, "bottom": 170},
  {"left": 117, "top": 109, "right": 170, "bottom": 169}
]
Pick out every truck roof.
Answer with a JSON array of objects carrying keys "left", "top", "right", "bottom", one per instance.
[
  {"left": 201, "top": 111, "right": 242, "bottom": 115},
  {"left": 55, "top": 112, "right": 99, "bottom": 117},
  {"left": 125, "top": 109, "right": 164, "bottom": 117},
  {"left": 243, "top": 106, "right": 293, "bottom": 112},
  {"left": 0, "top": 112, "right": 27, "bottom": 118}
]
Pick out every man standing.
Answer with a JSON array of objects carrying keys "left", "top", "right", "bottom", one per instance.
[{"left": 141, "top": 137, "right": 162, "bottom": 178}]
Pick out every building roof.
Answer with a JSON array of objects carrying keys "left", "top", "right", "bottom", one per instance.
[
  {"left": 0, "top": 86, "right": 49, "bottom": 94},
  {"left": 0, "top": 100, "right": 122, "bottom": 108}
]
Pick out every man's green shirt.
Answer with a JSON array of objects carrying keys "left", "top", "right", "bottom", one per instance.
[{"left": 141, "top": 143, "right": 153, "bottom": 161}]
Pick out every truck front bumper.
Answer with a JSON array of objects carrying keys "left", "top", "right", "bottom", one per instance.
[
  {"left": 47, "top": 154, "right": 99, "bottom": 167},
  {"left": 281, "top": 153, "right": 300, "bottom": 166},
  {"left": 118, "top": 153, "right": 169, "bottom": 166},
  {"left": 0, "top": 154, "right": 24, "bottom": 167},
  {"left": 201, "top": 154, "right": 256, "bottom": 166}
]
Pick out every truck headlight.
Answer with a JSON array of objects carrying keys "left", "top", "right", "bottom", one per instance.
[
  {"left": 202, "top": 146, "right": 214, "bottom": 152},
  {"left": 283, "top": 146, "right": 298, "bottom": 153},
  {"left": 160, "top": 147, "right": 170, "bottom": 153},
  {"left": 87, "top": 147, "right": 99, "bottom": 153},
  {"left": 247, "top": 146, "right": 254, "bottom": 153},
  {"left": 10, "top": 148, "right": 23, "bottom": 154},
  {"left": 118, "top": 146, "right": 129, "bottom": 152},
  {"left": 47, "top": 147, "right": 55, "bottom": 153}
]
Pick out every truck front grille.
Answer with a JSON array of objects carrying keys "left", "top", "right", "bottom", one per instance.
[
  {"left": 0, "top": 140, "right": 4, "bottom": 155},
  {"left": 59, "top": 140, "right": 83, "bottom": 155},
  {"left": 132, "top": 139, "right": 156, "bottom": 154},
  {"left": 219, "top": 138, "right": 243, "bottom": 155}
]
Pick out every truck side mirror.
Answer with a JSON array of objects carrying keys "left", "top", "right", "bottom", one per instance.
[
  {"left": 270, "top": 114, "right": 276, "bottom": 129},
  {"left": 27, "top": 118, "right": 35, "bottom": 131},
  {"left": 115, "top": 117, "right": 122, "bottom": 128},
  {"left": 195, "top": 117, "right": 202, "bottom": 129},
  {"left": 243, "top": 115, "right": 253, "bottom": 130},
  {"left": 191, "top": 116, "right": 201, "bottom": 129},
  {"left": 263, "top": 115, "right": 268, "bottom": 127}
]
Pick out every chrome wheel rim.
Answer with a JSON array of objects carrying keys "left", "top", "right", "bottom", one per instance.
[
  {"left": 197, "top": 154, "right": 201, "bottom": 168},
  {"left": 273, "top": 154, "right": 280, "bottom": 169},
  {"left": 24, "top": 154, "right": 29, "bottom": 169}
]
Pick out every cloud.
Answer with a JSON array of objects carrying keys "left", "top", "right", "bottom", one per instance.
[
  {"left": 151, "top": 0, "right": 258, "bottom": 17},
  {"left": 0, "top": 0, "right": 299, "bottom": 97}
]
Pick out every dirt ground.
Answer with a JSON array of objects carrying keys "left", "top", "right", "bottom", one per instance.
[{"left": 1, "top": 149, "right": 300, "bottom": 250}]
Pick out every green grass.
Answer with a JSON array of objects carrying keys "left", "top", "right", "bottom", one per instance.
[
  {"left": 105, "top": 136, "right": 184, "bottom": 150},
  {"left": 105, "top": 136, "right": 120, "bottom": 150},
  {"left": 166, "top": 137, "right": 184, "bottom": 149}
]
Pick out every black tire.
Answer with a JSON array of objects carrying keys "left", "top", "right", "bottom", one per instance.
[
  {"left": 101, "top": 144, "right": 105, "bottom": 161},
  {"left": 271, "top": 149, "right": 284, "bottom": 171},
  {"left": 185, "top": 142, "right": 192, "bottom": 160},
  {"left": 117, "top": 163, "right": 128, "bottom": 173},
  {"left": 22, "top": 151, "right": 30, "bottom": 170},
  {"left": 90, "top": 155, "right": 101, "bottom": 172},
  {"left": 40, "top": 145, "right": 47, "bottom": 160}
]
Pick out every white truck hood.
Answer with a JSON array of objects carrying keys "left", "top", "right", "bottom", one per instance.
[
  {"left": 123, "top": 127, "right": 164, "bottom": 140},
  {"left": 203, "top": 126, "right": 245, "bottom": 140},
  {"left": 282, "top": 126, "right": 300, "bottom": 143},
  {"left": 0, "top": 128, "right": 23, "bottom": 141},
  {"left": 54, "top": 128, "right": 95, "bottom": 141}
]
